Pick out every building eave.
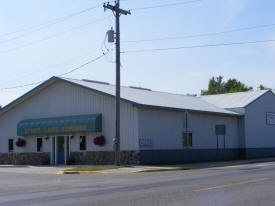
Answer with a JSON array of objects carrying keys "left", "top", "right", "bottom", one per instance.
[
  {"left": 133, "top": 103, "right": 243, "bottom": 117},
  {"left": 0, "top": 76, "right": 243, "bottom": 118},
  {"left": 244, "top": 90, "right": 274, "bottom": 108},
  {"left": 0, "top": 77, "right": 59, "bottom": 117}
]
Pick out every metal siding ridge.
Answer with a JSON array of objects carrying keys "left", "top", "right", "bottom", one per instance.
[
  {"left": 59, "top": 77, "right": 240, "bottom": 116},
  {"left": 132, "top": 104, "right": 242, "bottom": 117},
  {"left": 0, "top": 76, "right": 243, "bottom": 119},
  {"left": 244, "top": 90, "right": 274, "bottom": 108},
  {"left": 0, "top": 77, "right": 58, "bottom": 117},
  {"left": 57, "top": 77, "right": 138, "bottom": 107}
]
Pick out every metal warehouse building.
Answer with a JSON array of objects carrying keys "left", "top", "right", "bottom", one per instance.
[{"left": 0, "top": 76, "right": 275, "bottom": 165}]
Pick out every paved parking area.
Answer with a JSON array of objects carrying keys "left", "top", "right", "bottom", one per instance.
[
  {"left": 0, "top": 160, "right": 275, "bottom": 205},
  {"left": 0, "top": 165, "right": 72, "bottom": 175},
  {"left": 2, "top": 157, "right": 275, "bottom": 175}
]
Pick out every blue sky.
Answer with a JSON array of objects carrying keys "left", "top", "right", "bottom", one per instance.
[{"left": 0, "top": 0, "right": 275, "bottom": 106}]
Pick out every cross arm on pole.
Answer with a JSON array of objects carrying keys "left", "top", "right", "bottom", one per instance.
[{"left": 103, "top": 3, "right": 131, "bottom": 15}]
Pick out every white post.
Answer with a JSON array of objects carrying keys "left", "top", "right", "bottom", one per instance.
[
  {"left": 68, "top": 136, "right": 71, "bottom": 157},
  {"left": 51, "top": 136, "right": 55, "bottom": 165},
  {"left": 55, "top": 136, "right": 58, "bottom": 165},
  {"left": 64, "top": 136, "right": 68, "bottom": 165}
]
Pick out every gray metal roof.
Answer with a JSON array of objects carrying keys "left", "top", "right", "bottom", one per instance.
[
  {"left": 61, "top": 77, "right": 240, "bottom": 116},
  {"left": 201, "top": 90, "right": 269, "bottom": 109}
]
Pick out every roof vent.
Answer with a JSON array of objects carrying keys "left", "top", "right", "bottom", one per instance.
[
  {"left": 129, "top": 86, "right": 152, "bottom": 91},
  {"left": 82, "top": 79, "right": 110, "bottom": 85}
]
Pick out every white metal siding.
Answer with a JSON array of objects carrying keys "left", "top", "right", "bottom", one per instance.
[
  {"left": 138, "top": 108, "right": 239, "bottom": 150},
  {"left": 0, "top": 81, "right": 139, "bottom": 153},
  {"left": 245, "top": 91, "right": 275, "bottom": 148},
  {"left": 191, "top": 113, "right": 239, "bottom": 149}
]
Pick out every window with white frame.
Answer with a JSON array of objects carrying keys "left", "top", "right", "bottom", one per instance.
[
  {"left": 37, "top": 138, "right": 43, "bottom": 152},
  {"left": 8, "top": 139, "right": 14, "bottom": 152},
  {"left": 80, "top": 136, "right": 86, "bottom": 151},
  {"left": 183, "top": 132, "right": 192, "bottom": 147}
]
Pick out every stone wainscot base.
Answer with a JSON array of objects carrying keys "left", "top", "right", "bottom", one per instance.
[
  {"left": 0, "top": 151, "right": 140, "bottom": 165},
  {"left": 0, "top": 152, "right": 50, "bottom": 165},
  {"left": 70, "top": 151, "right": 140, "bottom": 165},
  {"left": 1, "top": 149, "right": 275, "bottom": 165}
]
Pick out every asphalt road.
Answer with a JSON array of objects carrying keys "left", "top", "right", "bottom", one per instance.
[{"left": 0, "top": 162, "right": 275, "bottom": 206}]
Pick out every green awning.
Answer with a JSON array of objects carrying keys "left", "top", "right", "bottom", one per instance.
[{"left": 17, "top": 114, "right": 102, "bottom": 136}]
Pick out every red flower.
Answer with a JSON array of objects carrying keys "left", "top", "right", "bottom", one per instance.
[
  {"left": 93, "top": 135, "right": 106, "bottom": 146},
  {"left": 16, "top": 138, "right": 26, "bottom": 147}
]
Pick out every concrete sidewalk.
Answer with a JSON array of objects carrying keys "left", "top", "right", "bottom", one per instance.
[{"left": 59, "top": 157, "right": 275, "bottom": 174}]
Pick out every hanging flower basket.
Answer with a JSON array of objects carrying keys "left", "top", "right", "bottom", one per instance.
[
  {"left": 93, "top": 135, "right": 106, "bottom": 146},
  {"left": 16, "top": 138, "right": 26, "bottom": 147}
]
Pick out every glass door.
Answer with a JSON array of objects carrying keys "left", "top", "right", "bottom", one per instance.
[{"left": 57, "top": 136, "right": 65, "bottom": 164}]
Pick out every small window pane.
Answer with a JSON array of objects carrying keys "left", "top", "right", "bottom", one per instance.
[
  {"left": 183, "top": 133, "right": 188, "bottom": 147},
  {"left": 188, "top": 133, "right": 193, "bottom": 147},
  {"left": 183, "top": 132, "right": 192, "bottom": 147},
  {"left": 8, "top": 139, "right": 13, "bottom": 152},
  {"left": 80, "top": 136, "right": 86, "bottom": 150},
  {"left": 37, "top": 138, "right": 43, "bottom": 152}
]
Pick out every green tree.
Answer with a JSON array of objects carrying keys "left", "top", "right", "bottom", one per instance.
[
  {"left": 258, "top": 84, "right": 271, "bottom": 90},
  {"left": 224, "top": 78, "right": 253, "bottom": 93},
  {"left": 201, "top": 76, "right": 253, "bottom": 95},
  {"left": 201, "top": 76, "right": 225, "bottom": 95}
]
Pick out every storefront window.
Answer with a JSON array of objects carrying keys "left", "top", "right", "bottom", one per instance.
[
  {"left": 8, "top": 139, "right": 14, "bottom": 152},
  {"left": 80, "top": 136, "right": 86, "bottom": 151},
  {"left": 37, "top": 138, "right": 43, "bottom": 152}
]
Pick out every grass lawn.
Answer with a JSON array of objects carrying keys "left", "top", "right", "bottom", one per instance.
[{"left": 64, "top": 165, "right": 123, "bottom": 172}]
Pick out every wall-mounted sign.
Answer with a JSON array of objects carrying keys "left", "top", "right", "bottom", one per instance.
[
  {"left": 267, "top": 112, "right": 275, "bottom": 125},
  {"left": 139, "top": 138, "right": 153, "bottom": 147}
]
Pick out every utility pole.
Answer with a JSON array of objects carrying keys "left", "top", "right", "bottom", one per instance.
[{"left": 104, "top": 0, "right": 131, "bottom": 165}]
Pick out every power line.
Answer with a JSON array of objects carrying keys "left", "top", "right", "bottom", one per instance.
[
  {"left": 123, "top": 23, "right": 275, "bottom": 43},
  {"left": 0, "top": 16, "right": 110, "bottom": 55},
  {"left": 131, "top": 0, "right": 203, "bottom": 11},
  {"left": 122, "top": 39, "right": 275, "bottom": 53},
  {"left": 0, "top": 0, "right": 203, "bottom": 49},
  {"left": 0, "top": 4, "right": 102, "bottom": 38},
  {"left": 0, "top": 81, "right": 45, "bottom": 90},
  {"left": 0, "top": 49, "right": 99, "bottom": 86},
  {"left": 59, "top": 53, "right": 106, "bottom": 76},
  {"left": 0, "top": 53, "right": 106, "bottom": 90}
]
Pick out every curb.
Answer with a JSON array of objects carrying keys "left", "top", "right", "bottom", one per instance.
[
  {"left": 57, "top": 170, "right": 105, "bottom": 175},
  {"left": 209, "top": 162, "right": 249, "bottom": 168},
  {"left": 56, "top": 160, "right": 269, "bottom": 174},
  {"left": 133, "top": 167, "right": 197, "bottom": 173}
]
